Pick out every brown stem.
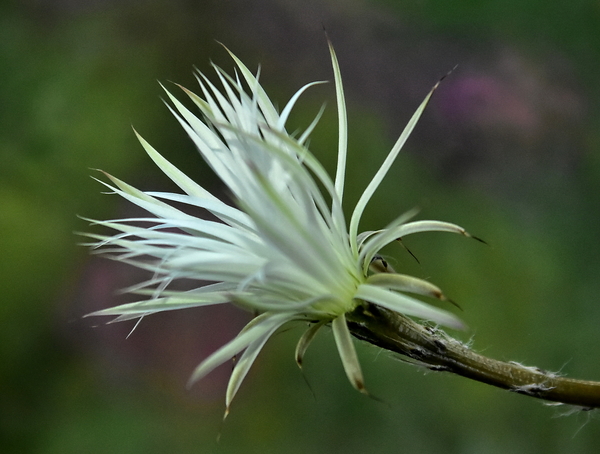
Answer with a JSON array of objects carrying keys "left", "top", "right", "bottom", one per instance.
[{"left": 346, "top": 303, "right": 600, "bottom": 409}]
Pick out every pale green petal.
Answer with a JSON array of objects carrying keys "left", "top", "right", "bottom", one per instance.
[
  {"left": 197, "top": 70, "right": 240, "bottom": 128},
  {"left": 277, "top": 81, "right": 326, "bottom": 131},
  {"left": 355, "top": 284, "right": 464, "bottom": 330},
  {"left": 233, "top": 154, "right": 347, "bottom": 286},
  {"left": 163, "top": 82, "right": 225, "bottom": 140},
  {"left": 167, "top": 83, "right": 227, "bottom": 145},
  {"left": 225, "top": 313, "right": 293, "bottom": 410},
  {"left": 349, "top": 84, "right": 440, "bottom": 251},
  {"left": 125, "top": 281, "right": 237, "bottom": 297},
  {"left": 216, "top": 121, "right": 338, "bottom": 211},
  {"left": 94, "top": 174, "right": 200, "bottom": 225},
  {"left": 176, "top": 84, "right": 212, "bottom": 119},
  {"left": 144, "top": 191, "right": 253, "bottom": 229},
  {"left": 366, "top": 273, "right": 445, "bottom": 300},
  {"left": 85, "top": 216, "right": 264, "bottom": 255},
  {"left": 328, "top": 39, "right": 348, "bottom": 205},
  {"left": 332, "top": 314, "right": 367, "bottom": 394},
  {"left": 187, "top": 312, "right": 291, "bottom": 386},
  {"left": 82, "top": 220, "right": 245, "bottom": 253},
  {"left": 393, "top": 220, "right": 472, "bottom": 238},
  {"left": 360, "top": 219, "right": 472, "bottom": 274},
  {"left": 358, "top": 208, "right": 419, "bottom": 273},
  {"left": 244, "top": 198, "right": 352, "bottom": 295},
  {"left": 221, "top": 44, "right": 280, "bottom": 125},
  {"left": 230, "top": 293, "right": 332, "bottom": 314},
  {"left": 163, "top": 102, "right": 242, "bottom": 195},
  {"left": 133, "top": 129, "right": 218, "bottom": 202},
  {"left": 298, "top": 104, "right": 326, "bottom": 146},
  {"left": 295, "top": 321, "right": 327, "bottom": 369},
  {"left": 213, "top": 66, "right": 247, "bottom": 119}
]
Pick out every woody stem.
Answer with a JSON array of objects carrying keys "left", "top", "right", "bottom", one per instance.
[{"left": 346, "top": 303, "right": 600, "bottom": 408}]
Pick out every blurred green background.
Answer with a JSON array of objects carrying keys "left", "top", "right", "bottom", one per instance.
[{"left": 2, "top": 0, "right": 600, "bottom": 452}]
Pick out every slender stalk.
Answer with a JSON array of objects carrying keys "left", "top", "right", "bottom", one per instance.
[{"left": 346, "top": 303, "right": 600, "bottom": 409}]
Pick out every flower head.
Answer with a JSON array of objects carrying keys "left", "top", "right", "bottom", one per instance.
[{"left": 85, "top": 42, "right": 474, "bottom": 415}]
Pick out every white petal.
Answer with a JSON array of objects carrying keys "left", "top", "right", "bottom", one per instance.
[
  {"left": 221, "top": 45, "right": 280, "bottom": 125},
  {"left": 225, "top": 313, "right": 293, "bottom": 409},
  {"left": 133, "top": 130, "right": 219, "bottom": 203},
  {"left": 277, "top": 81, "right": 326, "bottom": 131},
  {"left": 86, "top": 291, "right": 231, "bottom": 318}
]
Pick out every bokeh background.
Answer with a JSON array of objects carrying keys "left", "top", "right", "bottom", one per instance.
[{"left": 2, "top": 0, "right": 600, "bottom": 452}]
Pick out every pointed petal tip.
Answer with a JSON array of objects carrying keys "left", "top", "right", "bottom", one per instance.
[
  {"left": 427, "top": 310, "right": 466, "bottom": 331},
  {"left": 295, "top": 321, "right": 326, "bottom": 371},
  {"left": 470, "top": 234, "right": 489, "bottom": 246},
  {"left": 82, "top": 308, "right": 112, "bottom": 319},
  {"left": 430, "top": 65, "right": 458, "bottom": 93},
  {"left": 353, "top": 377, "right": 367, "bottom": 394},
  {"left": 185, "top": 375, "right": 198, "bottom": 390},
  {"left": 89, "top": 168, "right": 111, "bottom": 179},
  {"left": 449, "top": 317, "right": 468, "bottom": 331},
  {"left": 446, "top": 298, "right": 463, "bottom": 311},
  {"left": 350, "top": 377, "right": 386, "bottom": 404},
  {"left": 295, "top": 356, "right": 303, "bottom": 370},
  {"left": 216, "top": 40, "right": 229, "bottom": 53}
]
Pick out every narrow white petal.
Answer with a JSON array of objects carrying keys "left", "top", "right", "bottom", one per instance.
[
  {"left": 298, "top": 104, "right": 326, "bottom": 146},
  {"left": 87, "top": 215, "right": 264, "bottom": 255},
  {"left": 221, "top": 45, "right": 280, "bottom": 125},
  {"left": 164, "top": 103, "right": 242, "bottom": 195},
  {"left": 225, "top": 313, "right": 294, "bottom": 409},
  {"left": 198, "top": 71, "right": 240, "bottom": 128},
  {"left": 162, "top": 84, "right": 225, "bottom": 150},
  {"left": 133, "top": 129, "right": 218, "bottom": 202},
  {"left": 126, "top": 281, "right": 237, "bottom": 297},
  {"left": 231, "top": 293, "right": 333, "bottom": 314},
  {"left": 145, "top": 191, "right": 252, "bottom": 229},
  {"left": 277, "top": 81, "right": 326, "bottom": 131},
  {"left": 328, "top": 40, "right": 348, "bottom": 205},
  {"left": 86, "top": 292, "right": 231, "bottom": 318},
  {"left": 95, "top": 175, "right": 200, "bottom": 225}
]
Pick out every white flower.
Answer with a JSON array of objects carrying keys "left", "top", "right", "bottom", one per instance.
[{"left": 85, "top": 42, "right": 474, "bottom": 415}]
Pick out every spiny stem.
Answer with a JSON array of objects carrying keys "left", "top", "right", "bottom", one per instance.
[{"left": 346, "top": 303, "right": 600, "bottom": 409}]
